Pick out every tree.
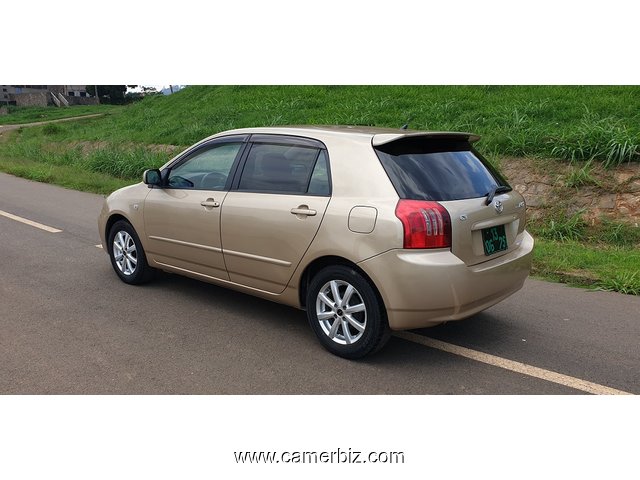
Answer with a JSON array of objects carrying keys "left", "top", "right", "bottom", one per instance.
[
  {"left": 86, "top": 85, "right": 137, "bottom": 104},
  {"left": 125, "top": 86, "right": 161, "bottom": 103},
  {"left": 141, "top": 86, "right": 160, "bottom": 96}
]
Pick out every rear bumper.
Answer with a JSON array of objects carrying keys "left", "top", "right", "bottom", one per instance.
[{"left": 358, "top": 231, "right": 534, "bottom": 330}]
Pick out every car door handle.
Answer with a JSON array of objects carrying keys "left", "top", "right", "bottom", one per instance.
[
  {"left": 290, "top": 207, "right": 317, "bottom": 216},
  {"left": 201, "top": 199, "right": 220, "bottom": 208}
]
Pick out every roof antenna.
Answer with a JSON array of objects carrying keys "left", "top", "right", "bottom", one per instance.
[{"left": 400, "top": 116, "right": 412, "bottom": 130}]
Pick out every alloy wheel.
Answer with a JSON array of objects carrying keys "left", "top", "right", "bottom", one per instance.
[
  {"left": 112, "top": 230, "right": 137, "bottom": 276},
  {"left": 315, "top": 280, "right": 367, "bottom": 345}
]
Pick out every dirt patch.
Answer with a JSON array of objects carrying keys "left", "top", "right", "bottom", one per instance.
[
  {"left": 501, "top": 157, "right": 640, "bottom": 225},
  {"left": 0, "top": 113, "right": 105, "bottom": 133}
]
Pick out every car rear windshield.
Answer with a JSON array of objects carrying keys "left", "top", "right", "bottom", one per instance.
[{"left": 374, "top": 137, "right": 509, "bottom": 201}]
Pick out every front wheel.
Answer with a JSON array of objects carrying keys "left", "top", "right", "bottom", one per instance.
[
  {"left": 107, "top": 220, "right": 154, "bottom": 285},
  {"left": 306, "top": 265, "right": 390, "bottom": 359}
]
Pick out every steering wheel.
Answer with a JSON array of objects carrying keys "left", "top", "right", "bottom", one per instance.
[
  {"left": 168, "top": 175, "right": 194, "bottom": 188},
  {"left": 201, "top": 171, "right": 228, "bottom": 189}
]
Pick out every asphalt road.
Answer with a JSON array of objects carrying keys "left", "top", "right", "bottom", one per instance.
[{"left": 1, "top": 172, "right": 638, "bottom": 394}]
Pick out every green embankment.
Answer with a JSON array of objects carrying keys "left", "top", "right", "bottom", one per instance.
[{"left": 1, "top": 86, "right": 638, "bottom": 293}]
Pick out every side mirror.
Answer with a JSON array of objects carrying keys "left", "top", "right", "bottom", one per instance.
[{"left": 143, "top": 169, "right": 162, "bottom": 187}]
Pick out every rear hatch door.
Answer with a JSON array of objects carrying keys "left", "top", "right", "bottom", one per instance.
[{"left": 374, "top": 134, "right": 527, "bottom": 266}]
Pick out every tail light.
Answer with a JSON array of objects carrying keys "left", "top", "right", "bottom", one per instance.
[{"left": 395, "top": 200, "right": 452, "bottom": 249}]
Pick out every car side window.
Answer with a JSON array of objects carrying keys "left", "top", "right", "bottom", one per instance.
[
  {"left": 168, "top": 143, "right": 242, "bottom": 190},
  {"left": 238, "top": 143, "right": 321, "bottom": 194}
]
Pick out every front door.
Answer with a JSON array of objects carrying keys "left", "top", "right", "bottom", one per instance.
[{"left": 143, "top": 139, "right": 245, "bottom": 280}]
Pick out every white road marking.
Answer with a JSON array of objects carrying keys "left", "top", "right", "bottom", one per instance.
[
  {"left": 0, "top": 201, "right": 628, "bottom": 395},
  {"left": 394, "top": 331, "right": 632, "bottom": 395},
  {"left": 0, "top": 209, "right": 62, "bottom": 233}
]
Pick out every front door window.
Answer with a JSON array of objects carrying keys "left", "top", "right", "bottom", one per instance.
[{"left": 168, "top": 143, "right": 243, "bottom": 190}]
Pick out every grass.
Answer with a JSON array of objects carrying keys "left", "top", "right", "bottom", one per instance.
[
  {"left": 596, "top": 273, "right": 640, "bottom": 295},
  {"left": 0, "top": 154, "right": 129, "bottom": 194},
  {"left": 564, "top": 160, "right": 601, "bottom": 189},
  {"left": 2, "top": 85, "right": 640, "bottom": 163},
  {"left": 0, "top": 104, "right": 121, "bottom": 124},
  {"left": 532, "top": 238, "right": 640, "bottom": 295},
  {"left": 530, "top": 209, "right": 640, "bottom": 248},
  {"left": 1, "top": 85, "right": 638, "bottom": 182},
  {"left": 532, "top": 211, "right": 588, "bottom": 242},
  {"left": 1, "top": 132, "right": 173, "bottom": 184},
  {"left": 529, "top": 216, "right": 640, "bottom": 294},
  {"left": 593, "top": 219, "right": 640, "bottom": 247},
  {"left": 0, "top": 86, "right": 639, "bottom": 294},
  {"left": 550, "top": 111, "right": 640, "bottom": 168}
]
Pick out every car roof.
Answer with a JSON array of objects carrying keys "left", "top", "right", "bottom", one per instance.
[{"left": 211, "top": 125, "right": 480, "bottom": 146}]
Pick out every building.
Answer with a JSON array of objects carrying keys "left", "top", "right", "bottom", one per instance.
[{"left": 1, "top": 85, "right": 98, "bottom": 107}]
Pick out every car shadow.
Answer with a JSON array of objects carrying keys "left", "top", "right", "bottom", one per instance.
[
  {"left": 91, "top": 268, "right": 577, "bottom": 393},
  {"left": 145, "top": 270, "right": 514, "bottom": 364}
]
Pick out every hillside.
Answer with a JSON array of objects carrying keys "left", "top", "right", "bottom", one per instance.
[
  {"left": 0, "top": 85, "right": 639, "bottom": 293},
  {"left": 3, "top": 85, "right": 639, "bottom": 163}
]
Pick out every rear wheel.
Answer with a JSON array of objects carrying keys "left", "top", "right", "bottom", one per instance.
[
  {"left": 108, "top": 220, "right": 154, "bottom": 285},
  {"left": 306, "top": 265, "right": 390, "bottom": 359}
]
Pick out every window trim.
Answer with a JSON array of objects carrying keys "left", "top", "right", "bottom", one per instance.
[{"left": 248, "top": 134, "right": 326, "bottom": 149}]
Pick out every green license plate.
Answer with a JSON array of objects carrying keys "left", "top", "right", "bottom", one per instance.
[{"left": 482, "top": 224, "right": 508, "bottom": 256}]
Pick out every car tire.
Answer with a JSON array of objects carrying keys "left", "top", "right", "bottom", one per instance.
[
  {"left": 107, "top": 220, "right": 154, "bottom": 285},
  {"left": 306, "top": 265, "right": 390, "bottom": 359}
]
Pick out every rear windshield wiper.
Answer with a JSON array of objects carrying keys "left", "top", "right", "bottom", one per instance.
[{"left": 485, "top": 185, "right": 512, "bottom": 205}]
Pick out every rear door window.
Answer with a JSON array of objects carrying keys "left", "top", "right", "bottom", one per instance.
[
  {"left": 307, "top": 151, "right": 330, "bottom": 195},
  {"left": 375, "top": 138, "right": 509, "bottom": 201},
  {"left": 238, "top": 143, "right": 329, "bottom": 195}
]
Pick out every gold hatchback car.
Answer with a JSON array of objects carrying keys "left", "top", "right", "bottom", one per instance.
[{"left": 98, "top": 126, "right": 534, "bottom": 358}]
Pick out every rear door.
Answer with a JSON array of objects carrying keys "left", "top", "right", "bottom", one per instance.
[
  {"left": 221, "top": 136, "right": 331, "bottom": 293},
  {"left": 374, "top": 136, "right": 527, "bottom": 266}
]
